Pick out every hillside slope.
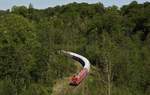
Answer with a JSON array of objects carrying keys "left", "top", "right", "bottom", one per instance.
[
  {"left": 52, "top": 62, "right": 106, "bottom": 95},
  {"left": 0, "top": 2, "right": 149, "bottom": 95}
]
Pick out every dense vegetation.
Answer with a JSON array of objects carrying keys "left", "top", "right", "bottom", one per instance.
[{"left": 0, "top": 1, "right": 150, "bottom": 95}]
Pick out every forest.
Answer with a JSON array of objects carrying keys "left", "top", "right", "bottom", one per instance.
[{"left": 0, "top": 1, "right": 150, "bottom": 95}]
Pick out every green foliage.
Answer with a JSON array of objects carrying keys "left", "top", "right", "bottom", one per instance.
[
  {"left": 0, "top": 80, "right": 17, "bottom": 95},
  {"left": 0, "top": 1, "right": 149, "bottom": 95}
]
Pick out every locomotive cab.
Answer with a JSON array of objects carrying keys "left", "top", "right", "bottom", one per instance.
[
  {"left": 69, "top": 75, "right": 80, "bottom": 86},
  {"left": 69, "top": 69, "right": 88, "bottom": 86}
]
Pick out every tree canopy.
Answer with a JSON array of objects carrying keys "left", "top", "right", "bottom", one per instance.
[{"left": 0, "top": 1, "right": 150, "bottom": 95}]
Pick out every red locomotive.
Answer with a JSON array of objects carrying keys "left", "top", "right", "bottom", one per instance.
[
  {"left": 69, "top": 68, "right": 88, "bottom": 86},
  {"left": 61, "top": 50, "right": 90, "bottom": 86}
]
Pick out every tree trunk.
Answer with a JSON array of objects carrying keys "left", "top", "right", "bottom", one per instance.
[{"left": 107, "top": 59, "right": 111, "bottom": 95}]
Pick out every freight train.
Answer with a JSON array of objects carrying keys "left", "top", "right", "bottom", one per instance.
[{"left": 61, "top": 50, "right": 90, "bottom": 86}]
